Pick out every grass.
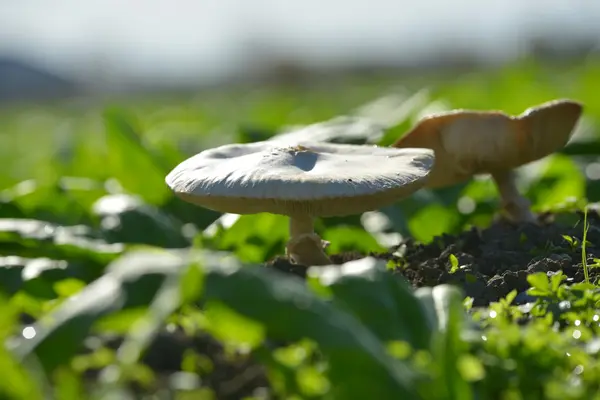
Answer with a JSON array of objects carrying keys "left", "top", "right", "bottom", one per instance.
[
  {"left": 2, "top": 57, "right": 600, "bottom": 399},
  {"left": 582, "top": 206, "right": 591, "bottom": 284}
]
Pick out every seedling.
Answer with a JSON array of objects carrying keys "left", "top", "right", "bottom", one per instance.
[
  {"left": 561, "top": 234, "right": 581, "bottom": 252},
  {"left": 448, "top": 253, "right": 460, "bottom": 274}
]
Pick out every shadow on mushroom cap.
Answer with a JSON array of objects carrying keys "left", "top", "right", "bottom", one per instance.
[{"left": 166, "top": 141, "right": 435, "bottom": 217}]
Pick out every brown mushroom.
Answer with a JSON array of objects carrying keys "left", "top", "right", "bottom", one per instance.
[{"left": 392, "top": 99, "right": 583, "bottom": 223}]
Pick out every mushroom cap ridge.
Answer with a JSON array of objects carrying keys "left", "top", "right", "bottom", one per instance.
[
  {"left": 166, "top": 141, "right": 434, "bottom": 217},
  {"left": 392, "top": 99, "right": 583, "bottom": 188}
]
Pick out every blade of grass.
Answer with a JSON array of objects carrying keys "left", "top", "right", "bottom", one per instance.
[{"left": 582, "top": 205, "right": 590, "bottom": 285}]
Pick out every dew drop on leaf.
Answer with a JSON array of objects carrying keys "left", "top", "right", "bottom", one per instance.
[{"left": 22, "top": 326, "right": 36, "bottom": 339}]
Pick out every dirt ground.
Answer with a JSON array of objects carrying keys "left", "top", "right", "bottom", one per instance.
[
  {"left": 268, "top": 210, "right": 600, "bottom": 307},
  {"left": 143, "top": 210, "right": 600, "bottom": 398}
]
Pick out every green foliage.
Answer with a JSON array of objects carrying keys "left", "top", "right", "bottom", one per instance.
[{"left": 2, "top": 58, "right": 600, "bottom": 398}]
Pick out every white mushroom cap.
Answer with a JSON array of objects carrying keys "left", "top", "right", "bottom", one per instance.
[{"left": 166, "top": 141, "right": 434, "bottom": 217}]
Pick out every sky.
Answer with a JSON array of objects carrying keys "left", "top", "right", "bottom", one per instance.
[{"left": 0, "top": 0, "right": 598, "bottom": 85}]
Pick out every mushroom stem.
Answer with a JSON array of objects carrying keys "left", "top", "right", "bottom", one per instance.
[
  {"left": 491, "top": 170, "right": 537, "bottom": 223},
  {"left": 286, "top": 216, "right": 332, "bottom": 266}
]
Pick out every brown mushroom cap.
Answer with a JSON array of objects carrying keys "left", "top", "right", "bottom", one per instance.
[{"left": 392, "top": 99, "right": 583, "bottom": 188}]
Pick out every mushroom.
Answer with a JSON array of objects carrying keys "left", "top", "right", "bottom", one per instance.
[
  {"left": 392, "top": 99, "right": 583, "bottom": 223},
  {"left": 165, "top": 141, "right": 434, "bottom": 266}
]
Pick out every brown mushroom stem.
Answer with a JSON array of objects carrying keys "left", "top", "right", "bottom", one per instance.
[
  {"left": 491, "top": 170, "right": 537, "bottom": 223},
  {"left": 286, "top": 216, "right": 332, "bottom": 266}
]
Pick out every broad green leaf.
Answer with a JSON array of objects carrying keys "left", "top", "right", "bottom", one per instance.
[
  {"left": 11, "top": 248, "right": 208, "bottom": 373},
  {"left": 0, "top": 219, "right": 123, "bottom": 270},
  {"left": 92, "top": 194, "right": 189, "bottom": 248},
  {"left": 203, "top": 257, "right": 419, "bottom": 399},
  {"left": 308, "top": 257, "right": 433, "bottom": 349}
]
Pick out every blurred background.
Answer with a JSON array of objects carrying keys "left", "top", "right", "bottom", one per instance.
[
  {"left": 1, "top": 0, "right": 599, "bottom": 96},
  {"left": 1, "top": 0, "right": 600, "bottom": 258}
]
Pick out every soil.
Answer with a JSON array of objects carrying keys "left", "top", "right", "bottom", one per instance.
[
  {"left": 107, "top": 210, "right": 600, "bottom": 398},
  {"left": 267, "top": 209, "right": 600, "bottom": 307}
]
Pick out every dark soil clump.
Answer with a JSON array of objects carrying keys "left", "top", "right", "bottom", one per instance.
[{"left": 266, "top": 210, "right": 600, "bottom": 307}]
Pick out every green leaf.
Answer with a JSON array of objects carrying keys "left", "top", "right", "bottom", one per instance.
[
  {"left": 503, "top": 289, "right": 518, "bottom": 306},
  {"left": 203, "top": 301, "right": 265, "bottom": 349},
  {"left": 180, "top": 258, "right": 205, "bottom": 304},
  {"left": 0, "top": 219, "right": 123, "bottom": 271},
  {"left": 0, "top": 198, "right": 25, "bottom": 219},
  {"left": 13, "top": 273, "right": 125, "bottom": 373},
  {"left": 321, "top": 226, "right": 386, "bottom": 254},
  {"left": 94, "top": 308, "right": 149, "bottom": 334},
  {"left": 105, "top": 248, "right": 190, "bottom": 308},
  {"left": 0, "top": 256, "right": 102, "bottom": 298},
  {"left": 53, "top": 278, "right": 86, "bottom": 298},
  {"left": 32, "top": 248, "right": 420, "bottom": 398},
  {"left": 309, "top": 257, "right": 433, "bottom": 349},
  {"left": 549, "top": 271, "right": 566, "bottom": 292},
  {"left": 0, "top": 256, "right": 27, "bottom": 295},
  {"left": 0, "top": 293, "right": 45, "bottom": 400},
  {"left": 213, "top": 213, "right": 288, "bottom": 263},
  {"left": 112, "top": 273, "right": 183, "bottom": 370},
  {"left": 102, "top": 108, "right": 171, "bottom": 205},
  {"left": 414, "top": 284, "right": 467, "bottom": 333},
  {"left": 526, "top": 155, "right": 585, "bottom": 210},
  {"left": 429, "top": 284, "right": 473, "bottom": 400},
  {"left": 92, "top": 194, "right": 189, "bottom": 248},
  {"left": 449, "top": 254, "right": 459, "bottom": 273},
  {"left": 2, "top": 179, "right": 99, "bottom": 226},
  {"left": 407, "top": 203, "right": 459, "bottom": 243},
  {"left": 203, "top": 255, "right": 419, "bottom": 399},
  {"left": 527, "top": 272, "right": 551, "bottom": 293},
  {"left": 456, "top": 354, "right": 485, "bottom": 382},
  {"left": 12, "top": 248, "right": 204, "bottom": 373}
]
